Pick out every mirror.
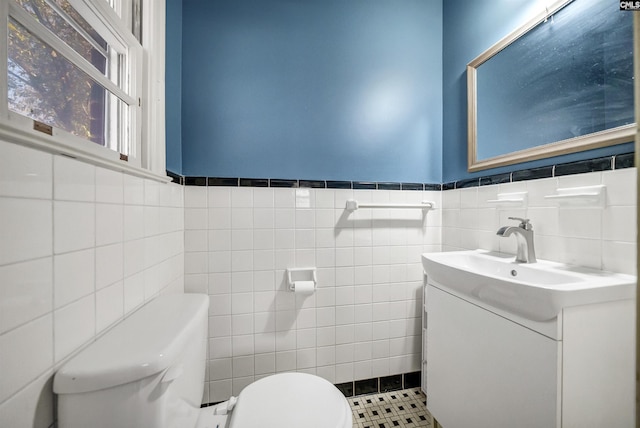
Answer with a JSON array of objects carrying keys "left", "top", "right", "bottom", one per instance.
[{"left": 467, "top": 0, "right": 635, "bottom": 172}]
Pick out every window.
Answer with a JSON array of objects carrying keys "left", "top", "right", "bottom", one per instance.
[
  {"left": 103, "top": 0, "right": 141, "bottom": 42},
  {"left": 0, "top": 0, "right": 164, "bottom": 176}
]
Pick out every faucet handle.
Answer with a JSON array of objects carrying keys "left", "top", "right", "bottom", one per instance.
[{"left": 508, "top": 216, "right": 532, "bottom": 229}]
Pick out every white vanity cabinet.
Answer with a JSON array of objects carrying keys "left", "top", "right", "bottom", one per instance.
[{"left": 425, "top": 281, "right": 634, "bottom": 428}]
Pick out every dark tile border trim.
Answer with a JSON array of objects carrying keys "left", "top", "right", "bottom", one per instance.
[
  {"left": 208, "top": 177, "right": 238, "bottom": 187},
  {"left": 326, "top": 180, "right": 352, "bottom": 189},
  {"left": 240, "top": 178, "right": 268, "bottom": 187},
  {"left": 354, "top": 378, "right": 379, "bottom": 396},
  {"left": 299, "top": 180, "right": 326, "bottom": 188},
  {"left": 269, "top": 179, "right": 298, "bottom": 188},
  {"left": 178, "top": 152, "right": 635, "bottom": 190},
  {"left": 511, "top": 166, "right": 553, "bottom": 182},
  {"left": 615, "top": 152, "right": 635, "bottom": 169},
  {"left": 201, "top": 370, "right": 424, "bottom": 406},
  {"left": 334, "top": 371, "right": 423, "bottom": 398},
  {"left": 403, "top": 371, "right": 421, "bottom": 388},
  {"left": 442, "top": 182, "right": 455, "bottom": 190},
  {"left": 401, "top": 183, "right": 424, "bottom": 191},
  {"left": 335, "top": 382, "right": 354, "bottom": 398},
  {"left": 353, "top": 181, "right": 377, "bottom": 190},
  {"left": 455, "top": 178, "right": 479, "bottom": 189},
  {"left": 166, "top": 170, "right": 183, "bottom": 185},
  {"left": 378, "top": 182, "right": 401, "bottom": 191},
  {"left": 182, "top": 177, "right": 442, "bottom": 190},
  {"left": 441, "top": 152, "right": 634, "bottom": 190},
  {"left": 184, "top": 176, "right": 207, "bottom": 186},
  {"left": 200, "top": 370, "right": 428, "bottom": 407},
  {"left": 380, "top": 374, "right": 403, "bottom": 392},
  {"left": 480, "top": 173, "right": 510, "bottom": 186},
  {"left": 554, "top": 156, "right": 612, "bottom": 177}
]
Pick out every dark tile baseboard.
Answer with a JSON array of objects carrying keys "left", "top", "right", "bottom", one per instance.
[
  {"left": 380, "top": 374, "right": 403, "bottom": 392},
  {"left": 201, "top": 371, "right": 422, "bottom": 408},
  {"left": 335, "top": 371, "right": 422, "bottom": 398}
]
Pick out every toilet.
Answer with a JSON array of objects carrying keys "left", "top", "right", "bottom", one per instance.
[{"left": 53, "top": 294, "right": 352, "bottom": 428}]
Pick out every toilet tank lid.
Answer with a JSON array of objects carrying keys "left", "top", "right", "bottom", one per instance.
[{"left": 53, "top": 293, "right": 209, "bottom": 394}]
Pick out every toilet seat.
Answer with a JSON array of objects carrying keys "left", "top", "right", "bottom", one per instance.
[{"left": 203, "top": 373, "right": 352, "bottom": 428}]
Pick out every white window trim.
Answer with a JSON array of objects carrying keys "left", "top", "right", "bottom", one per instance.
[
  {"left": 141, "top": 0, "right": 165, "bottom": 175},
  {"left": 0, "top": 0, "right": 169, "bottom": 183}
]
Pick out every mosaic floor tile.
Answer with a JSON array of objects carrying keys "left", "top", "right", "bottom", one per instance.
[{"left": 348, "top": 387, "right": 432, "bottom": 428}]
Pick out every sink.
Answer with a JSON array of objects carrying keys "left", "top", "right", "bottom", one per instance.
[{"left": 422, "top": 250, "right": 636, "bottom": 321}]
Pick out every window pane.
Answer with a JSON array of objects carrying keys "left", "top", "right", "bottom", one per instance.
[
  {"left": 8, "top": 18, "right": 128, "bottom": 152},
  {"left": 132, "top": 0, "right": 141, "bottom": 42},
  {"left": 52, "top": 0, "right": 106, "bottom": 48},
  {"left": 104, "top": 0, "right": 118, "bottom": 13},
  {"left": 12, "top": 0, "right": 121, "bottom": 86}
]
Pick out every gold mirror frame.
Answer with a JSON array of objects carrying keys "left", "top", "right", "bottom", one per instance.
[{"left": 467, "top": 0, "right": 637, "bottom": 173}]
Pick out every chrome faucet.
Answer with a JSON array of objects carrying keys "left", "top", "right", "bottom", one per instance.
[{"left": 497, "top": 217, "right": 537, "bottom": 263}]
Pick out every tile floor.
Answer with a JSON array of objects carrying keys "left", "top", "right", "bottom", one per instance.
[{"left": 348, "top": 387, "right": 432, "bottom": 428}]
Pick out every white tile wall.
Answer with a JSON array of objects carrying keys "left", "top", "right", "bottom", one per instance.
[
  {"left": 0, "top": 257, "right": 52, "bottom": 334},
  {"left": 0, "top": 140, "right": 184, "bottom": 428},
  {"left": 185, "top": 186, "right": 442, "bottom": 403},
  {"left": 1, "top": 134, "right": 636, "bottom": 426},
  {"left": 0, "top": 198, "right": 52, "bottom": 265},
  {"left": 193, "top": 168, "right": 634, "bottom": 404},
  {"left": 441, "top": 168, "right": 637, "bottom": 275}
]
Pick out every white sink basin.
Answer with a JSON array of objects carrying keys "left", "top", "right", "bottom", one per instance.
[{"left": 422, "top": 250, "right": 636, "bottom": 321}]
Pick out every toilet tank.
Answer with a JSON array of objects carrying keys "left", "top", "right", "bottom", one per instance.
[{"left": 54, "top": 293, "right": 209, "bottom": 428}]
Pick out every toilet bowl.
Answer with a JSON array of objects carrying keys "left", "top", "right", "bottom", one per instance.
[
  {"left": 197, "top": 372, "right": 352, "bottom": 428},
  {"left": 53, "top": 293, "right": 352, "bottom": 428}
]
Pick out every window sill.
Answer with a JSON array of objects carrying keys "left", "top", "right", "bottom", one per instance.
[{"left": 0, "top": 119, "right": 171, "bottom": 184}]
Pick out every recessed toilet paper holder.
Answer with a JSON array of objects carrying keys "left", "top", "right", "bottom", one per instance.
[{"left": 286, "top": 268, "right": 317, "bottom": 291}]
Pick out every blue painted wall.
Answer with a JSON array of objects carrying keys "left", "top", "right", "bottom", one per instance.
[
  {"left": 442, "top": 0, "right": 634, "bottom": 183},
  {"left": 167, "top": 0, "right": 633, "bottom": 182},
  {"left": 165, "top": 0, "right": 183, "bottom": 174},
  {"left": 180, "top": 0, "right": 443, "bottom": 183}
]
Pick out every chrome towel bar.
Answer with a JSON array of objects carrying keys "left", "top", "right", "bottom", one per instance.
[{"left": 345, "top": 199, "right": 435, "bottom": 211}]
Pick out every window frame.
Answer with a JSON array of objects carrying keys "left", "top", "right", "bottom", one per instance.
[{"left": 0, "top": 0, "right": 167, "bottom": 181}]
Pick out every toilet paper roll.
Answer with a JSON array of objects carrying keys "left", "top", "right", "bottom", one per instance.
[{"left": 293, "top": 280, "right": 315, "bottom": 295}]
